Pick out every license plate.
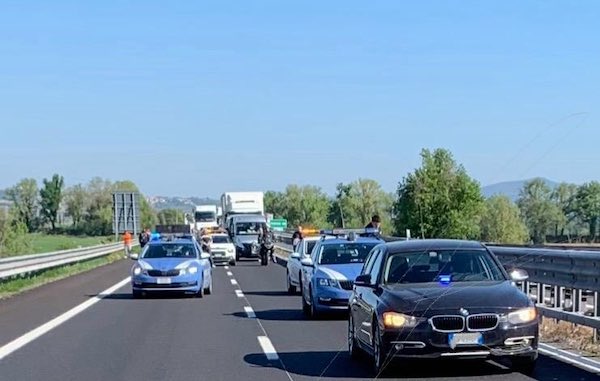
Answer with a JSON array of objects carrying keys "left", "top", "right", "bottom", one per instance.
[
  {"left": 156, "top": 277, "right": 171, "bottom": 285},
  {"left": 448, "top": 333, "right": 482, "bottom": 349}
]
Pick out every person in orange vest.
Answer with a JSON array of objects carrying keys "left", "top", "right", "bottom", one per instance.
[{"left": 123, "top": 231, "right": 133, "bottom": 258}]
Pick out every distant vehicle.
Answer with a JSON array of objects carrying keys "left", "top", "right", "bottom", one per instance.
[
  {"left": 130, "top": 234, "right": 213, "bottom": 298},
  {"left": 348, "top": 239, "right": 538, "bottom": 375},
  {"left": 209, "top": 232, "right": 236, "bottom": 266},
  {"left": 300, "top": 229, "right": 383, "bottom": 318},
  {"left": 229, "top": 214, "right": 267, "bottom": 261},
  {"left": 221, "top": 192, "right": 264, "bottom": 224},
  {"left": 192, "top": 204, "right": 218, "bottom": 231},
  {"left": 286, "top": 232, "right": 334, "bottom": 294}
]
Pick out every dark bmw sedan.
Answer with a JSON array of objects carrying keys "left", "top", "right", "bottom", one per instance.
[{"left": 348, "top": 239, "right": 538, "bottom": 375}]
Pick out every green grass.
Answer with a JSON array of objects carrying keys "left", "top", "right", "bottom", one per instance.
[
  {"left": 0, "top": 251, "right": 125, "bottom": 300},
  {"left": 27, "top": 234, "right": 115, "bottom": 254}
]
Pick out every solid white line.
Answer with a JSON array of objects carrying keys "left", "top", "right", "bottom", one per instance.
[
  {"left": 257, "top": 336, "right": 279, "bottom": 360},
  {"left": 230, "top": 279, "right": 238, "bottom": 285},
  {"left": 235, "top": 290, "right": 244, "bottom": 298},
  {"left": 226, "top": 271, "right": 233, "bottom": 276},
  {"left": 244, "top": 306, "right": 256, "bottom": 318},
  {"left": 0, "top": 277, "right": 130, "bottom": 361},
  {"left": 539, "top": 344, "right": 600, "bottom": 373}
]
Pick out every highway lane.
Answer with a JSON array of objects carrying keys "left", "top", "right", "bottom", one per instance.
[
  {"left": 0, "top": 256, "right": 599, "bottom": 380},
  {"left": 0, "top": 262, "right": 289, "bottom": 381},
  {"left": 232, "top": 258, "right": 600, "bottom": 381}
]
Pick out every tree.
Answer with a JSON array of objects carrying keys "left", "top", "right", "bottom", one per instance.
[
  {"left": 83, "top": 177, "right": 114, "bottom": 236},
  {"left": 393, "top": 148, "right": 484, "bottom": 239},
  {"left": 480, "top": 196, "right": 529, "bottom": 244},
  {"left": 281, "top": 185, "right": 330, "bottom": 228},
  {"left": 573, "top": 182, "right": 600, "bottom": 242},
  {"left": 157, "top": 209, "right": 185, "bottom": 225},
  {"left": 264, "top": 191, "right": 286, "bottom": 218},
  {"left": 328, "top": 183, "right": 353, "bottom": 228},
  {"left": 5, "top": 178, "right": 38, "bottom": 232},
  {"left": 349, "top": 178, "right": 394, "bottom": 230},
  {"left": 39, "top": 174, "right": 65, "bottom": 232},
  {"left": 64, "top": 184, "right": 87, "bottom": 227},
  {"left": 517, "top": 178, "right": 563, "bottom": 244},
  {"left": 551, "top": 183, "right": 580, "bottom": 240},
  {"left": 0, "top": 209, "right": 31, "bottom": 255}
]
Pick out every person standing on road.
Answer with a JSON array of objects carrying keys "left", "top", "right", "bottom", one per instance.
[
  {"left": 138, "top": 228, "right": 150, "bottom": 249},
  {"left": 123, "top": 231, "right": 133, "bottom": 258},
  {"left": 291, "top": 225, "right": 303, "bottom": 251},
  {"left": 363, "top": 215, "right": 381, "bottom": 237}
]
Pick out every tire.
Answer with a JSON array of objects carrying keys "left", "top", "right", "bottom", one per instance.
[
  {"left": 309, "top": 288, "right": 320, "bottom": 319},
  {"left": 229, "top": 259, "right": 236, "bottom": 266},
  {"left": 132, "top": 290, "right": 142, "bottom": 299},
  {"left": 196, "top": 284, "right": 205, "bottom": 298},
  {"left": 511, "top": 356, "right": 537, "bottom": 376},
  {"left": 205, "top": 276, "right": 213, "bottom": 295},
  {"left": 372, "top": 321, "right": 386, "bottom": 376},
  {"left": 348, "top": 313, "right": 361, "bottom": 359},
  {"left": 302, "top": 288, "right": 311, "bottom": 316},
  {"left": 287, "top": 271, "right": 296, "bottom": 294}
]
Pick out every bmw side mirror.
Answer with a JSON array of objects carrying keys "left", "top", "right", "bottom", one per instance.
[
  {"left": 509, "top": 268, "right": 529, "bottom": 282},
  {"left": 130, "top": 253, "right": 139, "bottom": 260},
  {"left": 290, "top": 253, "right": 301, "bottom": 260},
  {"left": 200, "top": 252, "right": 211, "bottom": 260},
  {"left": 354, "top": 274, "right": 373, "bottom": 287},
  {"left": 300, "top": 258, "right": 314, "bottom": 267}
]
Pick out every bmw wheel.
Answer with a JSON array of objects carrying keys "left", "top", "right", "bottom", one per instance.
[
  {"left": 372, "top": 322, "right": 386, "bottom": 376},
  {"left": 348, "top": 313, "right": 360, "bottom": 359}
]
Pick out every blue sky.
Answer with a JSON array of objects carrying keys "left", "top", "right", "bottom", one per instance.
[{"left": 0, "top": 1, "right": 598, "bottom": 197}]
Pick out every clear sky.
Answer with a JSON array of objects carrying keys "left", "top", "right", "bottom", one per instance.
[{"left": 0, "top": 1, "right": 598, "bottom": 197}]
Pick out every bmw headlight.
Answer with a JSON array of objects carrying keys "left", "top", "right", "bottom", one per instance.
[
  {"left": 507, "top": 307, "right": 537, "bottom": 325},
  {"left": 317, "top": 278, "right": 339, "bottom": 288},
  {"left": 188, "top": 266, "right": 198, "bottom": 275},
  {"left": 133, "top": 267, "right": 142, "bottom": 276},
  {"left": 383, "top": 312, "right": 421, "bottom": 328}
]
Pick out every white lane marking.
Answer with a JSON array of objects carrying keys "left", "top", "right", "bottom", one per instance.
[
  {"left": 235, "top": 290, "right": 244, "bottom": 298},
  {"left": 230, "top": 279, "right": 238, "bottom": 285},
  {"left": 539, "top": 343, "right": 600, "bottom": 373},
  {"left": 224, "top": 266, "right": 229, "bottom": 270},
  {"left": 0, "top": 277, "right": 130, "bottom": 361},
  {"left": 226, "top": 271, "right": 233, "bottom": 276},
  {"left": 257, "top": 336, "right": 279, "bottom": 361},
  {"left": 244, "top": 306, "right": 256, "bottom": 318}
]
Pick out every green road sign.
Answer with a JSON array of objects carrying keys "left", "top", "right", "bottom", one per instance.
[{"left": 269, "top": 219, "right": 288, "bottom": 231}]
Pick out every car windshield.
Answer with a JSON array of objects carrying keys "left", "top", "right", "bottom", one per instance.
[
  {"left": 306, "top": 241, "right": 317, "bottom": 255},
  {"left": 142, "top": 243, "right": 197, "bottom": 259},
  {"left": 318, "top": 243, "right": 377, "bottom": 265},
  {"left": 383, "top": 250, "right": 506, "bottom": 284},
  {"left": 236, "top": 222, "right": 264, "bottom": 235},
  {"left": 195, "top": 211, "right": 215, "bottom": 222},
  {"left": 212, "top": 235, "right": 231, "bottom": 244}
]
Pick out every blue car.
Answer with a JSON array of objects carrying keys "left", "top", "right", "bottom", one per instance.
[
  {"left": 300, "top": 230, "right": 382, "bottom": 318},
  {"left": 130, "top": 235, "right": 213, "bottom": 298}
]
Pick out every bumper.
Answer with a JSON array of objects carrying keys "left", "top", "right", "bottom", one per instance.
[
  {"left": 132, "top": 274, "right": 202, "bottom": 292},
  {"left": 236, "top": 246, "right": 259, "bottom": 257},
  {"left": 211, "top": 252, "right": 235, "bottom": 263},
  {"left": 313, "top": 286, "right": 352, "bottom": 311},
  {"left": 380, "top": 321, "right": 538, "bottom": 360}
]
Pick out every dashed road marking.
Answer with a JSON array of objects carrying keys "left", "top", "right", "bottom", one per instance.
[
  {"left": 257, "top": 336, "right": 279, "bottom": 361},
  {"left": 244, "top": 306, "right": 256, "bottom": 318},
  {"left": 235, "top": 290, "right": 244, "bottom": 298},
  {"left": 226, "top": 271, "right": 233, "bottom": 276},
  {"left": 224, "top": 266, "right": 229, "bottom": 270},
  {"left": 231, "top": 279, "right": 238, "bottom": 285}
]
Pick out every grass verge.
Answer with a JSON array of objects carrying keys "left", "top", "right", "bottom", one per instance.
[
  {"left": 27, "top": 234, "right": 115, "bottom": 254},
  {"left": 541, "top": 317, "right": 600, "bottom": 356},
  {"left": 0, "top": 251, "right": 125, "bottom": 300}
]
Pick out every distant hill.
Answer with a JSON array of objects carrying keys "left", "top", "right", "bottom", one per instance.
[
  {"left": 148, "top": 196, "right": 220, "bottom": 211},
  {"left": 482, "top": 178, "right": 559, "bottom": 201}
]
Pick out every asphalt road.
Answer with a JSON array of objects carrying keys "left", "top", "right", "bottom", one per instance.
[{"left": 0, "top": 258, "right": 599, "bottom": 381}]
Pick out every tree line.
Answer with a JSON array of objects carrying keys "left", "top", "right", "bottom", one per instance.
[
  {"left": 0, "top": 176, "right": 157, "bottom": 254},
  {"left": 265, "top": 148, "right": 600, "bottom": 244}
]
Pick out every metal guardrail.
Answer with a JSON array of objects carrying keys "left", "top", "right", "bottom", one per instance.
[
  {"left": 271, "top": 231, "right": 600, "bottom": 333},
  {"left": 0, "top": 242, "right": 130, "bottom": 281}
]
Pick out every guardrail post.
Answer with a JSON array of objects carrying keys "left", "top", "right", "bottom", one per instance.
[
  {"left": 595, "top": 291, "right": 599, "bottom": 343},
  {"left": 537, "top": 283, "right": 543, "bottom": 305},
  {"left": 554, "top": 286, "right": 560, "bottom": 308},
  {"left": 573, "top": 288, "right": 580, "bottom": 313}
]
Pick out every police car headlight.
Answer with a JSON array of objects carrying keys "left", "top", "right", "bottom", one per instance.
[
  {"left": 133, "top": 267, "right": 142, "bottom": 276},
  {"left": 507, "top": 307, "right": 537, "bottom": 325},
  {"left": 187, "top": 266, "right": 198, "bottom": 275},
  {"left": 317, "top": 278, "right": 339, "bottom": 288}
]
